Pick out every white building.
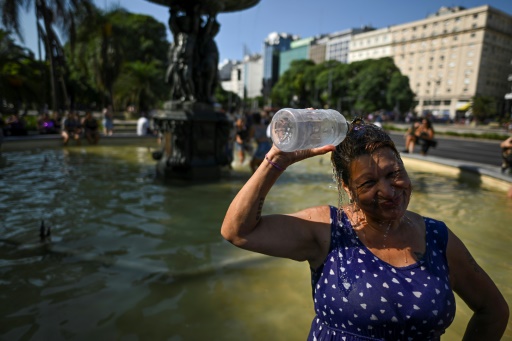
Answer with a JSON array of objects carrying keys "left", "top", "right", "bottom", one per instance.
[
  {"left": 348, "top": 27, "right": 393, "bottom": 63},
  {"left": 220, "top": 54, "right": 263, "bottom": 100}
]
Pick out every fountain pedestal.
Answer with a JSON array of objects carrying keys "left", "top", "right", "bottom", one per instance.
[
  {"left": 153, "top": 101, "right": 232, "bottom": 181},
  {"left": 147, "top": 0, "right": 259, "bottom": 181}
]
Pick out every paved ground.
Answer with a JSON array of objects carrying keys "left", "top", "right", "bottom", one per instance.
[{"left": 386, "top": 123, "right": 511, "bottom": 185}]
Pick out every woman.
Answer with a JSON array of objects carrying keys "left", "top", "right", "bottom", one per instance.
[
  {"left": 221, "top": 119, "right": 508, "bottom": 340},
  {"left": 412, "top": 118, "right": 436, "bottom": 155}
]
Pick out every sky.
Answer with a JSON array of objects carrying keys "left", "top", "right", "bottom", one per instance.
[{"left": 14, "top": 0, "right": 512, "bottom": 63}]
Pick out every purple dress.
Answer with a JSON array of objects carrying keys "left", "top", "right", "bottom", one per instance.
[{"left": 307, "top": 206, "right": 456, "bottom": 340}]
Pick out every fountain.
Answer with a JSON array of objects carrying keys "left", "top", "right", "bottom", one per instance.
[
  {"left": 147, "top": 0, "right": 260, "bottom": 181},
  {"left": 0, "top": 143, "right": 511, "bottom": 339}
]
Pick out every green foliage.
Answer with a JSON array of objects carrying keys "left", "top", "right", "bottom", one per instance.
[
  {"left": 270, "top": 57, "right": 415, "bottom": 115},
  {"left": 0, "top": 29, "right": 46, "bottom": 112},
  {"left": 271, "top": 59, "right": 315, "bottom": 107},
  {"left": 215, "top": 86, "right": 241, "bottom": 113},
  {"left": 387, "top": 72, "right": 415, "bottom": 115},
  {"left": 471, "top": 95, "right": 497, "bottom": 123},
  {"left": 113, "top": 60, "right": 166, "bottom": 111},
  {"left": 23, "top": 115, "right": 38, "bottom": 131},
  {"left": 66, "top": 7, "right": 169, "bottom": 111},
  {"left": 349, "top": 57, "right": 398, "bottom": 113}
]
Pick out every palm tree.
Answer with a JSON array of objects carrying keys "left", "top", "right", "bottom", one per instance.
[
  {"left": 1, "top": 0, "right": 94, "bottom": 111},
  {"left": 72, "top": 7, "right": 123, "bottom": 111},
  {"left": 114, "top": 60, "right": 164, "bottom": 112}
]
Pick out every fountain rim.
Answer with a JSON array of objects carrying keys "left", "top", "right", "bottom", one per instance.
[{"left": 2, "top": 134, "right": 511, "bottom": 191}]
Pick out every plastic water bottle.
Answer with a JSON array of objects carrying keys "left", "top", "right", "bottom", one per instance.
[{"left": 270, "top": 108, "right": 349, "bottom": 152}]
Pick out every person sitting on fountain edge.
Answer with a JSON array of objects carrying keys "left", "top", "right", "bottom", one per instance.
[{"left": 221, "top": 117, "right": 508, "bottom": 340}]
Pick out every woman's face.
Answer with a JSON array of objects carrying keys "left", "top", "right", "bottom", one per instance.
[{"left": 345, "top": 147, "right": 412, "bottom": 222}]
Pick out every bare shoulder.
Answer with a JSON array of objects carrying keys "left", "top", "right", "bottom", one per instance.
[{"left": 291, "top": 205, "right": 332, "bottom": 225}]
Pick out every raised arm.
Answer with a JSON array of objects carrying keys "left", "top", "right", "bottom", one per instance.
[
  {"left": 446, "top": 228, "right": 509, "bottom": 340},
  {"left": 220, "top": 145, "right": 335, "bottom": 267}
]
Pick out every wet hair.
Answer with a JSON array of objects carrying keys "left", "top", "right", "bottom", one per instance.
[{"left": 331, "top": 118, "right": 401, "bottom": 188}]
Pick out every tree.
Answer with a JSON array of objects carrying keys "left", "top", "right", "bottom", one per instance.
[
  {"left": 350, "top": 58, "right": 398, "bottom": 113},
  {"left": 0, "top": 29, "right": 45, "bottom": 113},
  {"left": 215, "top": 86, "right": 241, "bottom": 113},
  {"left": 472, "top": 95, "right": 497, "bottom": 123},
  {"left": 70, "top": 6, "right": 123, "bottom": 110},
  {"left": 271, "top": 59, "right": 315, "bottom": 107},
  {"left": 1, "top": 0, "right": 94, "bottom": 111},
  {"left": 315, "top": 62, "right": 349, "bottom": 110},
  {"left": 386, "top": 72, "right": 415, "bottom": 119},
  {"left": 114, "top": 60, "right": 165, "bottom": 112},
  {"left": 67, "top": 8, "right": 169, "bottom": 111},
  {"left": 269, "top": 57, "right": 414, "bottom": 118}
]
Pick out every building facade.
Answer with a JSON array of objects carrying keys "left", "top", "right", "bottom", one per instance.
[
  {"left": 390, "top": 5, "right": 512, "bottom": 119},
  {"left": 220, "top": 55, "right": 263, "bottom": 101},
  {"left": 279, "top": 37, "right": 313, "bottom": 76},
  {"left": 348, "top": 27, "right": 393, "bottom": 63},
  {"left": 327, "top": 27, "right": 374, "bottom": 63},
  {"left": 219, "top": 5, "right": 512, "bottom": 119},
  {"left": 262, "top": 32, "right": 298, "bottom": 101},
  {"left": 243, "top": 54, "right": 263, "bottom": 99}
]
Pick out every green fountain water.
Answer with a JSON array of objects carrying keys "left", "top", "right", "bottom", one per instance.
[{"left": 0, "top": 144, "right": 510, "bottom": 339}]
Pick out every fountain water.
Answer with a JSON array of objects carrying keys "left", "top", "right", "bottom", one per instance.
[{"left": 0, "top": 144, "right": 510, "bottom": 339}]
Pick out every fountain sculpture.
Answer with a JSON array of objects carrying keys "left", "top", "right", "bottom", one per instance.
[{"left": 147, "top": 0, "right": 260, "bottom": 180}]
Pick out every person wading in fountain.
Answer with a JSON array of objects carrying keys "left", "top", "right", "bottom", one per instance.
[{"left": 221, "top": 118, "right": 508, "bottom": 340}]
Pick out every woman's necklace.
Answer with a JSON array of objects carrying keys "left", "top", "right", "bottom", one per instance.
[{"left": 353, "top": 213, "right": 411, "bottom": 265}]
